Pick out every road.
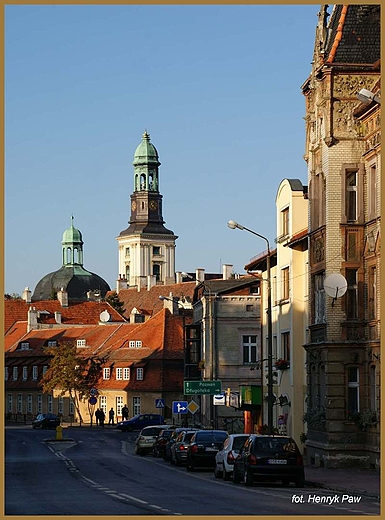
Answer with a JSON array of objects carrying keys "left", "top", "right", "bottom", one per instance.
[{"left": 5, "top": 426, "right": 380, "bottom": 515}]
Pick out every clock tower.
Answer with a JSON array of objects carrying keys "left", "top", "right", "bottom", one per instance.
[{"left": 117, "top": 131, "right": 177, "bottom": 288}]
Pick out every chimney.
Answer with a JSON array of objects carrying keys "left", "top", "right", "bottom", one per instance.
[
  {"left": 222, "top": 264, "right": 234, "bottom": 280},
  {"left": 54, "top": 311, "right": 62, "bottom": 324},
  {"left": 57, "top": 288, "right": 68, "bottom": 307},
  {"left": 137, "top": 276, "right": 147, "bottom": 292},
  {"left": 22, "top": 287, "right": 32, "bottom": 303},
  {"left": 27, "top": 306, "right": 38, "bottom": 332},
  {"left": 116, "top": 274, "right": 128, "bottom": 294},
  {"left": 147, "top": 275, "right": 157, "bottom": 291},
  {"left": 175, "top": 271, "right": 183, "bottom": 284},
  {"left": 195, "top": 268, "right": 205, "bottom": 285},
  {"left": 161, "top": 293, "right": 180, "bottom": 315}
]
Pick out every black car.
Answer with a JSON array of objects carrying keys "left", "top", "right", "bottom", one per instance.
[
  {"left": 32, "top": 413, "right": 61, "bottom": 429},
  {"left": 232, "top": 435, "right": 305, "bottom": 487},
  {"left": 153, "top": 428, "right": 176, "bottom": 458},
  {"left": 163, "top": 427, "right": 191, "bottom": 461},
  {"left": 170, "top": 430, "right": 198, "bottom": 466},
  {"left": 186, "top": 430, "right": 229, "bottom": 471}
]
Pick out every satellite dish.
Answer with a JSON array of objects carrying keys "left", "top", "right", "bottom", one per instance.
[
  {"left": 99, "top": 310, "right": 110, "bottom": 323},
  {"left": 324, "top": 273, "right": 347, "bottom": 307}
]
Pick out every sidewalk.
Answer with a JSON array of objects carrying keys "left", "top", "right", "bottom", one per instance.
[{"left": 305, "top": 466, "right": 380, "bottom": 500}]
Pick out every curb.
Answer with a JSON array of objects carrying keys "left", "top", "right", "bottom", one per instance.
[{"left": 305, "top": 479, "right": 380, "bottom": 500}]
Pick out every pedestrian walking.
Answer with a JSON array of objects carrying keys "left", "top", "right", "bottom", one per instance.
[
  {"left": 122, "top": 404, "right": 129, "bottom": 421},
  {"left": 99, "top": 409, "right": 105, "bottom": 427},
  {"left": 108, "top": 407, "right": 115, "bottom": 425}
]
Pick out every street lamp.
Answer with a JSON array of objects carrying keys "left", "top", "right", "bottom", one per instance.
[
  {"left": 227, "top": 219, "right": 274, "bottom": 434},
  {"left": 356, "top": 88, "right": 381, "bottom": 105}
]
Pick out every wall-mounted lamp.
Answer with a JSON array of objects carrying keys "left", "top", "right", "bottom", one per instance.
[{"left": 356, "top": 88, "right": 381, "bottom": 105}]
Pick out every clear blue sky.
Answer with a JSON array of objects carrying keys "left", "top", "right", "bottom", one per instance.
[{"left": 5, "top": 3, "right": 319, "bottom": 295}]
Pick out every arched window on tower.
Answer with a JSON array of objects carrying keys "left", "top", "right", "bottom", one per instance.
[
  {"left": 66, "top": 247, "right": 72, "bottom": 265},
  {"left": 153, "top": 264, "right": 161, "bottom": 281},
  {"left": 135, "top": 174, "right": 139, "bottom": 191},
  {"left": 140, "top": 174, "right": 146, "bottom": 190},
  {"left": 73, "top": 247, "right": 78, "bottom": 264},
  {"left": 126, "top": 265, "right": 130, "bottom": 280}
]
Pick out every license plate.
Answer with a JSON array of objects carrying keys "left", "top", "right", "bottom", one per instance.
[
  {"left": 267, "top": 459, "right": 287, "bottom": 464},
  {"left": 206, "top": 447, "right": 216, "bottom": 451}
]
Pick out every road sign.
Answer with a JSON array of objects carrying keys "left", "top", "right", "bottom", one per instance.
[
  {"left": 184, "top": 380, "right": 222, "bottom": 395},
  {"left": 172, "top": 401, "right": 188, "bottom": 414},
  {"left": 187, "top": 400, "right": 199, "bottom": 414},
  {"left": 90, "top": 388, "right": 98, "bottom": 397},
  {"left": 155, "top": 398, "right": 165, "bottom": 408},
  {"left": 89, "top": 396, "right": 97, "bottom": 405},
  {"left": 213, "top": 394, "right": 226, "bottom": 406}
]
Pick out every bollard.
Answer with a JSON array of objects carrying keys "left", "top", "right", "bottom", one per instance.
[{"left": 55, "top": 425, "right": 63, "bottom": 441}]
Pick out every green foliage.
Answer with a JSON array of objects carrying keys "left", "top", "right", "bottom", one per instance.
[
  {"left": 106, "top": 291, "right": 126, "bottom": 316},
  {"left": 41, "top": 341, "right": 107, "bottom": 424},
  {"left": 303, "top": 407, "right": 326, "bottom": 431},
  {"left": 4, "top": 293, "right": 22, "bottom": 300},
  {"left": 349, "top": 410, "right": 378, "bottom": 431},
  {"left": 299, "top": 432, "right": 307, "bottom": 443}
]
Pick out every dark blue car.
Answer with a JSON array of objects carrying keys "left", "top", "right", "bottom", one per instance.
[{"left": 116, "top": 413, "right": 165, "bottom": 432}]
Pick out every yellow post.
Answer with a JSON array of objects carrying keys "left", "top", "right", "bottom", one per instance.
[{"left": 55, "top": 425, "right": 63, "bottom": 441}]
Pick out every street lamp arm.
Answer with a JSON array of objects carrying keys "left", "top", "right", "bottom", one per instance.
[{"left": 227, "top": 220, "right": 270, "bottom": 251}]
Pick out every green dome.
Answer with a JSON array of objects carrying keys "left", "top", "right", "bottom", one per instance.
[
  {"left": 62, "top": 217, "right": 83, "bottom": 244},
  {"left": 133, "top": 131, "right": 160, "bottom": 166}
]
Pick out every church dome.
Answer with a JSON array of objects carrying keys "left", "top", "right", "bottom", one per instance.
[
  {"left": 62, "top": 219, "right": 83, "bottom": 244},
  {"left": 133, "top": 131, "right": 160, "bottom": 166}
]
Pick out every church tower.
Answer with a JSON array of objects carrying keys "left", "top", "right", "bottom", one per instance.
[{"left": 117, "top": 131, "right": 177, "bottom": 288}]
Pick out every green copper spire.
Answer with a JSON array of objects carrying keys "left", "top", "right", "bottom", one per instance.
[{"left": 133, "top": 131, "right": 160, "bottom": 192}]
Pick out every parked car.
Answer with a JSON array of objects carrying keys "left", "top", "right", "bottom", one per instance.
[
  {"left": 186, "top": 430, "right": 229, "bottom": 471},
  {"left": 170, "top": 430, "right": 199, "bottom": 466},
  {"left": 163, "top": 427, "right": 191, "bottom": 461},
  {"left": 32, "top": 413, "right": 61, "bottom": 430},
  {"left": 214, "top": 433, "right": 250, "bottom": 480},
  {"left": 116, "top": 413, "right": 165, "bottom": 432},
  {"left": 232, "top": 435, "right": 305, "bottom": 487},
  {"left": 152, "top": 427, "right": 176, "bottom": 458},
  {"left": 135, "top": 425, "right": 171, "bottom": 456}
]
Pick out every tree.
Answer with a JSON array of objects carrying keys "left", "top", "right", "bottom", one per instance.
[
  {"left": 41, "top": 341, "right": 107, "bottom": 425},
  {"left": 106, "top": 291, "right": 126, "bottom": 316}
]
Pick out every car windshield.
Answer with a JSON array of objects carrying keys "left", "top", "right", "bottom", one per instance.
[
  {"left": 196, "top": 432, "right": 228, "bottom": 443},
  {"left": 253, "top": 437, "right": 298, "bottom": 454},
  {"left": 183, "top": 432, "right": 196, "bottom": 443},
  {"left": 232, "top": 436, "right": 249, "bottom": 450},
  {"left": 142, "top": 427, "right": 162, "bottom": 436}
]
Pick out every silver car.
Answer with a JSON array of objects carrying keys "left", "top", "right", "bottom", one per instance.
[
  {"left": 214, "top": 433, "right": 250, "bottom": 480},
  {"left": 170, "top": 430, "right": 199, "bottom": 466},
  {"left": 135, "top": 425, "right": 171, "bottom": 456}
]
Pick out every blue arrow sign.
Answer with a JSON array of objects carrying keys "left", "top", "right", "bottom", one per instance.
[
  {"left": 155, "top": 398, "right": 165, "bottom": 408},
  {"left": 172, "top": 401, "right": 188, "bottom": 414}
]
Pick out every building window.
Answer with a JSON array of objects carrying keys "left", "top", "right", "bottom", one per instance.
[
  {"left": 368, "top": 164, "right": 377, "bottom": 219},
  {"left": 12, "top": 367, "right": 18, "bottom": 381},
  {"left": 346, "top": 268, "right": 358, "bottom": 319},
  {"left": 5, "top": 367, "right": 9, "bottom": 381},
  {"left": 281, "top": 332, "right": 290, "bottom": 362},
  {"left": 77, "top": 339, "right": 86, "bottom": 348},
  {"left": 246, "top": 304, "right": 253, "bottom": 312},
  {"left": 129, "top": 341, "right": 135, "bottom": 348},
  {"left": 103, "top": 368, "right": 110, "bottom": 380},
  {"left": 123, "top": 367, "right": 130, "bottom": 380},
  {"left": 47, "top": 394, "right": 53, "bottom": 413},
  {"left": 137, "top": 368, "right": 144, "bottom": 381},
  {"left": 347, "top": 367, "right": 359, "bottom": 415},
  {"left": 99, "top": 395, "right": 107, "bottom": 414},
  {"left": 43, "top": 366, "right": 48, "bottom": 375},
  {"left": 47, "top": 341, "right": 57, "bottom": 347},
  {"left": 125, "top": 247, "right": 130, "bottom": 257},
  {"left": 69, "top": 398, "right": 75, "bottom": 415},
  {"left": 20, "top": 342, "right": 30, "bottom": 350},
  {"left": 17, "top": 394, "right": 23, "bottom": 413},
  {"left": 346, "top": 171, "right": 358, "bottom": 221},
  {"left": 242, "top": 335, "right": 258, "bottom": 364},
  {"left": 116, "top": 396, "right": 123, "bottom": 417},
  {"left": 116, "top": 368, "right": 123, "bottom": 380},
  {"left": 37, "top": 394, "right": 42, "bottom": 413},
  {"left": 249, "top": 284, "right": 260, "bottom": 295},
  {"left": 8, "top": 394, "right": 13, "bottom": 413},
  {"left": 22, "top": 367, "right": 28, "bottom": 381},
  {"left": 32, "top": 366, "right": 38, "bottom": 380},
  {"left": 135, "top": 340, "right": 142, "bottom": 349},
  {"left": 314, "top": 273, "right": 325, "bottom": 324},
  {"left": 58, "top": 396, "right": 63, "bottom": 414},
  {"left": 368, "top": 266, "right": 377, "bottom": 320},
  {"left": 281, "top": 207, "right": 289, "bottom": 237},
  {"left": 153, "top": 264, "right": 161, "bottom": 281},
  {"left": 281, "top": 267, "right": 289, "bottom": 301},
  {"left": 153, "top": 246, "right": 161, "bottom": 255},
  {"left": 126, "top": 265, "right": 130, "bottom": 280},
  {"left": 133, "top": 396, "right": 141, "bottom": 416},
  {"left": 27, "top": 394, "right": 33, "bottom": 413},
  {"left": 346, "top": 231, "right": 358, "bottom": 261}
]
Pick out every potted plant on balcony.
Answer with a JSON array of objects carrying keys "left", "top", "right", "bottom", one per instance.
[{"left": 274, "top": 358, "right": 290, "bottom": 370}]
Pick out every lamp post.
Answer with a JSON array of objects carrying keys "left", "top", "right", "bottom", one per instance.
[
  {"left": 182, "top": 272, "right": 216, "bottom": 428},
  {"left": 227, "top": 220, "right": 274, "bottom": 434}
]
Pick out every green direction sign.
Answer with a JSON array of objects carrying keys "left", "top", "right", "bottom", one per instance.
[{"left": 184, "top": 380, "right": 222, "bottom": 395}]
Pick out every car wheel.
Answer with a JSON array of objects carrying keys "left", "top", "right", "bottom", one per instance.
[
  {"left": 153, "top": 449, "right": 158, "bottom": 458},
  {"left": 170, "top": 456, "right": 175, "bottom": 465},
  {"left": 135, "top": 447, "right": 143, "bottom": 456},
  {"left": 175, "top": 458, "right": 181, "bottom": 467},
  {"left": 295, "top": 475, "right": 305, "bottom": 488},
  {"left": 214, "top": 466, "right": 222, "bottom": 479},
  {"left": 223, "top": 468, "right": 231, "bottom": 481},
  {"left": 282, "top": 478, "right": 290, "bottom": 487},
  {"left": 244, "top": 469, "right": 253, "bottom": 487},
  {"left": 186, "top": 463, "right": 194, "bottom": 472},
  {"left": 233, "top": 467, "right": 241, "bottom": 484}
]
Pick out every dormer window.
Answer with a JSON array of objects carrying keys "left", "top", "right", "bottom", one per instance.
[
  {"left": 47, "top": 341, "right": 57, "bottom": 347},
  {"left": 77, "top": 339, "right": 86, "bottom": 348},
  {"left": 137, "top": 368, "right": 144, "bottom": 380},
  {"left": 20, "top": 342, "right": 30, "bottom": 350},
  {"left": 129, "top": 340, "right": 142, "bottom": 349},
  {"left": 103, "top": 368, "right": 110, "bottom": 380}
]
